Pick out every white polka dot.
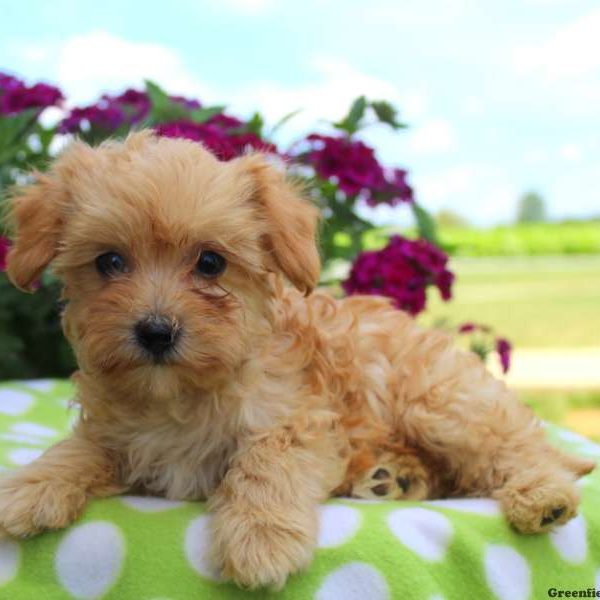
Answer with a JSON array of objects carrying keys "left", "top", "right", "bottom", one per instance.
[
  {"left": 0, "top": 538, "right": 20, "bottom": 586},
  {"left": 596, "top": 569, "right": 600, "bottom": 591},
  {"left": 22, "top": 380, "right": 55, "bottom": 392},
  {"left": 0, "top": 390, "right": 34, "bottom": 416},
  {"left": 8, "top": 448, "right": 43, "bottom": 466},
  {"left": 576, "top": 443, "right": 600, "bottom": 458},
  {"left": 120, "top": 496, "right": 184, "bottom": 512},
  {"left": 484, "top": 545, "right": 530, "bottom": 600},
  {"left": 318, "top": 505, "right": 361, "bottom": 548},
  {"left": 0, "top": 433, "right": 47, "bottom": 446},
  {"left": 55, "top": 521, "right": 124, "bottom": 599},
  {"left": 185, "top": 515, "right": 221, "bottom": 581},
  {"left": 11, "top": 422, "right": 58, "bottom": 438},
  {"left": 315, "top": 562, "right": 389, "bottom": 600},
  {"left": 387, "top": 508, "right": 453, "bottom": 561},
  {"left": 550, "top": 515, "right": 587, "bottom": 564},
  {"left": 558, "top": 430, "right": 589, "bottom": 445},
  {"left": 577, "top": 475, "right": 592, "bottom": 488},
  {"left": 425, "top": 498, "right": 500, "bottom": 515}
]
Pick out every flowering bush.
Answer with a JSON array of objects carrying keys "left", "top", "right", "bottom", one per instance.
[{"left": 0, "top": 72, "right": 508, "bottom": 379}]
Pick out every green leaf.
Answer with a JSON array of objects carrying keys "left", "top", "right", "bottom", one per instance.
[
  {"left": 145, "top": 80, "right": 170, "bottom": 108},
  {"left": 370, "top": 100, "right": 407, "bottom": 129},
  {"left": 411, "top": 202, "right": 440, "bottom": 245},
  {"left": 189, "top": 106, "right": 226, "bottom": 124},
  {"left": 245, "top": 112, "right": 264, "bottom": 136},
  {"left": 0, "top": 110, "right": 40, "bottom": 161},
  {"left": 470, "top": 339, "right": 491, "bottom": 362},
  {"left": 333, "top": 95, "right": 367, "bottom": 135},
  {"left": 144, "top": 80, "right": 189, "bottom": 124}
]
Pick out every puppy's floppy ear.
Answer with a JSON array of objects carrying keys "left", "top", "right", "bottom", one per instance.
[
  {"left": 242, "top": 155, "right": 321, "bottom": 295},
  {"left": 6, "top": 141, "right": 90, "bottom": 292}
]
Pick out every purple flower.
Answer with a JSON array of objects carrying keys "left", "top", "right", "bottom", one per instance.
[
  {"left": 304, "top": 134, "right": 386, "bottom": 196},
  {"left": 155, "top": 117, "right": 277, "bottom": 161},
  {"left": 496, "top": 338, "right": 512, "bottom": 373},
  {"left": 59, "top": 105, "right": 125, "bottom": 133},
  {"left": 111, "top": 89, "right": 151, "bottom": 123},
  {"left": 458, "top": 322, "right": 477, "bottom": 333},
  {"left": 59, "top": 89, "right": 206, "bottom": 136},
  {"left": 0, "top": 236, "right": 10, "bottom": 272},
  {"left": 208, "top": 113, "right": 243, "bottom": 129},
  {"left": 59, "top": 88, "right": 152, "bottom": 134},
  {"left": 368, "top": 168, "right": 414, "bottom": 206},
  {"left": 299, "top": 134, "right": 414, "bottom": 206},
  {"left": 0, "top": 73, "right": 22, "bottom": 93},
  {"left": 342, "top": 235, "right": 454, "bottom": 315},
  {"left": 0, "top": 73, "right": 63, "bottom": 115}
]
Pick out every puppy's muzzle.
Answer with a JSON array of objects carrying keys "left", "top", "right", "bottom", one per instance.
[{"left": 134, "top": 315, "right": 180, "bottom": 361}]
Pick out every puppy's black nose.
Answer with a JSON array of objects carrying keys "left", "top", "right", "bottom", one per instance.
[{"left": 134, "top": 315, "right": 179, "bottom": 359}]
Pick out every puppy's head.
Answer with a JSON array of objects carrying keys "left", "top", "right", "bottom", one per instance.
[{"left": 6, "top": 131, "right": 320, "bottom": 392}]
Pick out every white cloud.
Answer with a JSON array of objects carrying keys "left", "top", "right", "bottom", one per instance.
[
  {"left": 412, "top": 164, "right": 519, "bottom": 225},
  {"left": 559, "top": 143, "right": 582, "bottom": 162},
  {"left": 513, "top": 9, "right": 600, "bottom": 79},
  {"left": 229, "top": 56, "right": 400, "bottom": 121},
  {"left": 415, "top": 165, "right": 475, "bottom": 204},
  {"left": 407, "top": 118, "right": 457, "bottom": 155},
  {"left": 225, "top": 55, "right": 426, "bottom": 141},
  {"left": 15, "top": 30, "right": 214, "bottom": 106}
]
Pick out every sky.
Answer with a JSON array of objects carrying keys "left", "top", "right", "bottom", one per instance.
[{"left": 1, "top": 0, "right": 599, "bottom": 226}]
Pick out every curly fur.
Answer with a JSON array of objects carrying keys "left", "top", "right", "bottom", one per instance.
[{"left": 0, "top": 131, "right": 594, "bottom": 589}]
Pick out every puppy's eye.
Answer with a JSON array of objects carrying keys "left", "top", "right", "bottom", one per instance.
[
  {"left": 196, "top": 251, "right": 226, "bottom": 278},
  {"left": 95, "top": 252, "right": 128, "bottom": 277}
]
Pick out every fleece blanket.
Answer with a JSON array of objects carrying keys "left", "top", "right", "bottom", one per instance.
[{"left": 0, "top": 380, "right": 599, "bottom": 600}]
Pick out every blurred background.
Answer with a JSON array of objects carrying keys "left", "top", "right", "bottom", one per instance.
[{"left": 0, "top": 0, "right": 598, "bottom": 438}]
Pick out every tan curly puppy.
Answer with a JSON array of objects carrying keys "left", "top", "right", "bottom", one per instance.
[{"left": 0, "top": 131, "right": 594, "bottom": 590}]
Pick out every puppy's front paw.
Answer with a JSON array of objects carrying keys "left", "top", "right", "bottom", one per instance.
[
  {"left": 0, "top": 477, "right": 87, "bottom": 538},
  {"left": 211, "top": 511, "right": 315, "bottom": 589}
]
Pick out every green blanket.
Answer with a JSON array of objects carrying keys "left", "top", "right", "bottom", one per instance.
[{"left": 0, "top": 380, "right": 599, "bottom": 600}]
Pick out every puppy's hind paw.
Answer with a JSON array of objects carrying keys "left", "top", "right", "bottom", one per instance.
[
  {"left": 350, "top": 452, "right": 431, "bottom": 501},
  {"left": 497, "top": 477, "right": 579, "bottom": 534}
]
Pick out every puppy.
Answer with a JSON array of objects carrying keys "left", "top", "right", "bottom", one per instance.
[{"left": 1, "top": 131, "right": 594, "bottom": 589}]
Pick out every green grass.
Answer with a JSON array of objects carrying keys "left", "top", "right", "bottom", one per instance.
[
  {"left": 440, "top": 221, "right": 600, "bottom": 256},
  {"left": 421, "top": 255, "right": 600, "bottom": 348},
  {"left": 520, "top": 389, "right": 600, "bottom": 442},
  {"left": 521, "top": 389, "right": 600, "bottom": 422},
  {"left": 361, "top": 221, "right": 600, "bottom": 257}
]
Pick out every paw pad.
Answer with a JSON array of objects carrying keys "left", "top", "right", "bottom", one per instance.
[
  {"left": 540, "top": 506, "right": 567, "bottom": 527},
  {"left": 350, "top": 454, "right": 430, "bottom": 501}
]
